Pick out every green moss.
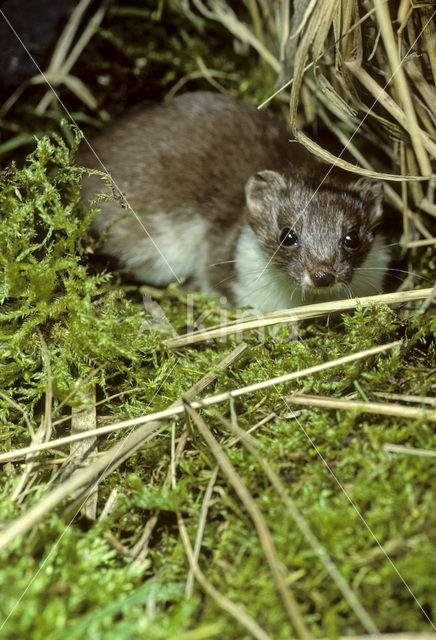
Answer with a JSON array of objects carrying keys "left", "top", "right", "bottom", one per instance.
[
  {"left": 0, "top": 6, "right": 435, "bottom": 636},
  {"left": 1, "top": 287, "right": 435, "bottom": 637},
  {"left": 0, "top": 130, "right": 162, "bottom": 428}
]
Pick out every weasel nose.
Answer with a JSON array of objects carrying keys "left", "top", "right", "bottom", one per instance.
[{"left": 311, "top": 271, "right": 335, "bottom": 287}]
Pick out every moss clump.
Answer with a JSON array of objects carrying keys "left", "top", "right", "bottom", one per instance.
[
  {"left": 0, "top": 125, "right": 435, "bottom": 640},
  {"left": 0, "top": 130, "right": 158, "bottom": 425}
]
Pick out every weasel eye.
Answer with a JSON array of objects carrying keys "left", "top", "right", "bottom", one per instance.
[
  {"left": 343, "top": 230, "right": 361, "bottom": 251},
  {"left": 279, "top": 227, "right": 298, "bottom": 248}
]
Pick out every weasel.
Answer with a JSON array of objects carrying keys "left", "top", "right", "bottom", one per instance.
[{"left": 78, "top": 91, "right": 389, "bottom": 312}]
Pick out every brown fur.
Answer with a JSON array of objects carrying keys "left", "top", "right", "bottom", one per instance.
[{"left": 78, "top": 91, "right": 387, "bottom": 309}]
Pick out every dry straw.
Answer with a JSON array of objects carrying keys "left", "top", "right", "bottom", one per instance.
[
  {"left": 0, "top": 340, "right": 400, "bottom": 465},
  {"left": 193, "top": 0, "right": 436, "bottom": 248},
  {"left": 163, "top": 288, "right": 433, "bottom": 348},
  {"left": 0, "top": 0, "right": 112, "bottom": 121}
]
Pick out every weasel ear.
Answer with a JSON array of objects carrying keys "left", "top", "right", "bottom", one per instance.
[
  {"left": 245, "top": 170, "right": 287, "bottom": 218},
  {"left": 355, "top": 178, "right": 384, "bottom": 226}
]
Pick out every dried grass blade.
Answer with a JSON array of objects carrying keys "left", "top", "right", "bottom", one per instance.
[
  {"left": 61, "top": 0, "right": 109, "bottom": 74},
  {"left": 193, "top": 0, "right": 280, "bottom": 71},
  {"left": 9, "top": 333, "right": 55, "bottom": 502},
  {"left": 177, "top": 514, "right": 273, "bottom": 640},
  {"left": 311, "top": 0, "right": 339, "bottom": 62},
  {"left": 288, "top": 0, "right": 318, "bottom": 42},
  {"left": 420, "top": 6, "right": 436, "bottom": 86},
  {"left": 0, "top": 347, "right": 249, "bottom": 552},
  {"left": 69, "top": 388, "right": 98, "bottom": 519},
  {"left": 163, "top": 289, "right": 432, "bottom": 349},
  {"left": 219, "top": 418, "right": 379, "bottom": 634},
  {"left": 289, "top": 0, "right": 324, "bottom": 128},
  {"left": 294, "top": 129, "right": 432, "bottom": 180},
  {"left": 404, "top": 60, "right": 436, "bottom": 114},
  {"left": 183, "top": 401, "right": 312, "bottom": 640},
  {"left": 38, "top": 330, "right": 53, "bottom": 443},
  {"left": 0, "top": 340, "right": 402, "bottom": 464},
  {"left": 286, "top": 394, "right": 436, "bottom": 422},
  {"left": 373, "top": 392, "right": 436, "bottom": 407},
  {"left": 373, "top": 0, "right": 432, "bottom": 176},
  {"left": 0, "top": 421, "right": 164, "bottom": 553},
  {"left": 46, "top": 0, "right": 94, "bottom": 73},
  {"left": 128, "top": 342, "right": 248, "bottom": 566},
  {"left": 383, "top": 444, "right": 436, "bottom": 459},
  {"left": 345, "top": 60, "right": 436, "bottom": 159},
  {"left": 185, "top": 465, "right": 219, "bottom": 598},
  {"left": 406, "top": 238, "right": 436, "bottom": 247}
]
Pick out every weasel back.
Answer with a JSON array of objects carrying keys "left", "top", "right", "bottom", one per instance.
[{"left": 78, "top": 92, "right": 306, "bottom": 285}]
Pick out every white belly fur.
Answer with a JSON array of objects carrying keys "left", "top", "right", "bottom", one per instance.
[{"left": 125, "top": 214, "right": 209, "bottom": 285}]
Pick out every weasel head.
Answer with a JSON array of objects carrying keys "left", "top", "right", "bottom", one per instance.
[{"left": 245, "top": 168, "right": 386, "bottom": 300}]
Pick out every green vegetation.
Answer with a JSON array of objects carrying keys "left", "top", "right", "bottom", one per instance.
[
  {"left": 0, "top": 0, "right": 435, "bottom": 637},
  {"left": 0, "top": 132, "right": 434, "bottom": 639}
]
